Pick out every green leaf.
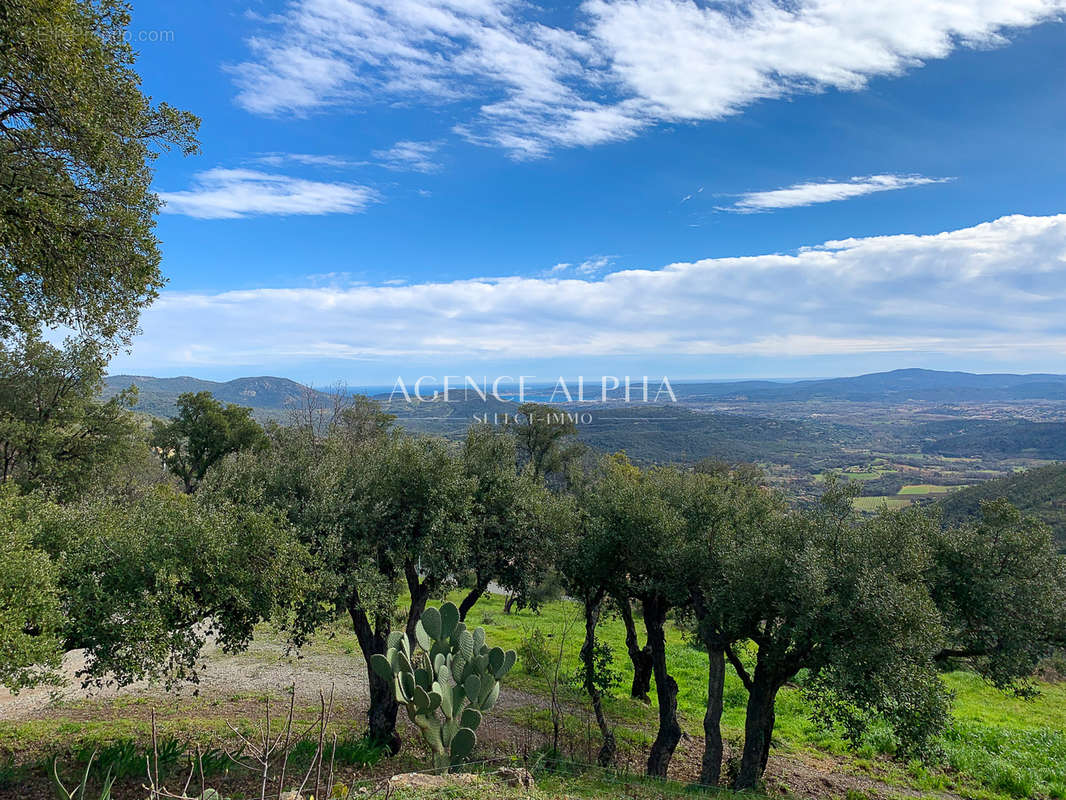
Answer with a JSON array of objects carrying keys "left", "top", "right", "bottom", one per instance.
[
  {"left": 459, "top": 629, "right": 475, "bottom": 660},
  {"left": 482, "top": 681, "right": 500, "bottom": 712},
  {"left": 421, "top": 605, "right": 442, "bottom": 641},
  {"left": 440, "top": 602, "right": 460, "bottom": 640},
  {"left": 369, "top": 653, "right": 393, "bottom": 682},
  {"left": 498, "top": 649, "right": 517, "bottom": 679},
  {"left": 487, "top": 646, "right": 504, "bottom": 674},
  {"left": 438, "top": 662, "right": 453, "bottom": 686},
  {"left": 439, "top": 683, "right": 453, "bottom": 717},
  {"left": 413, "top": 685, "right": 431, "bottom": 713},
  {"left": 464, "top": 674, "right": 481, "bottom": 704},
  {"left": 460, "top": 707, "right": 482, "bottom": 731},
  {"left": 414, "top": 666, "right": 432, "bottom": 691},
  {"left": 415, "top": 620, "right": 433, "bottom": 652},
  {"left": 399, "top": 671, "right": 415, "bottom": 701},
  {"left": 450, "top": 727, "right": 477, "bottom": 761}
]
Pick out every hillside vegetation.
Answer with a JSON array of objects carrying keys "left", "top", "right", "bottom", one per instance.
[{"left": 940, "top": 463, "right": 1066, "bottom": 549}]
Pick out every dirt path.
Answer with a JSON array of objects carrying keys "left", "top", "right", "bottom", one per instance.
[{"left": 0, "top": 637, "right": 370, "bottom": 722}]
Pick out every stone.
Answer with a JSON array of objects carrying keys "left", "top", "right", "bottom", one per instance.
[{"left": 495, "top": 767, "right": 535, "bottom": 789}]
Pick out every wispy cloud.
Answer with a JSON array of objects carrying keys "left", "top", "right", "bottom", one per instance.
[
  {"left": 547, "top": 256, "right": 616, "bottom": 276},
  {"left": 254, "top": 153, "right": 362, "bottom": 169},
  {"left": 372, "top": 140, "right": 442, "bottom": 172},
  {"left": 229, "top": 0, "right": 1066, "bottom": 157},
  {"left": 158, "top": 168, "right": 377, "bottom": 219},
  {"left": 725, "top": 175, "right": 950, "bottom": 212},
  {"left": 116, "top": 213, "right": 1066, "bottom": 368}
]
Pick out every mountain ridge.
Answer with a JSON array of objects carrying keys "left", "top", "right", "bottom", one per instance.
[{"left": 105, "top": 367, "right": 1066, "bottom": 416}]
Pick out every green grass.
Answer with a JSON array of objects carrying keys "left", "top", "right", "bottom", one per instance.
[
  {"left": 426, "top": 591, "right": 1066, "bottom": 800},
  {"left": 373, "top": 768, "right": 756, "bottom": 800}
]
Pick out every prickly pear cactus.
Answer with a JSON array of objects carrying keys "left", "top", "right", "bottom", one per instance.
[{"left": 369, "top": 602, "right": 517, "bottom": 770}]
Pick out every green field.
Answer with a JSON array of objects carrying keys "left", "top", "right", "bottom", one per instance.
[
  {"left": 898, "top": 484, "right": 961, "bottom": 495},
  {"left": 853, "top": 495, "right": 913, "bottom": 511}
]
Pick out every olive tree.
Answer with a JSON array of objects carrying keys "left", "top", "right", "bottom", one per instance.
[
  {"left": 456, "top": 424, "right": 562, "bottom": 620},
  {"left": 928, "top": 499, "right": 1066, "bottom": 690},
  {"left": 0, "top": 488, "right": 63, "bottom": 691},
  {"left": 0, "top": 486, "right": 307, "bottom": 690},
  {"left": 506, "top": 402, "right": 581, "bottom": 481},
  {"left": 579, "top": 455, "right": 689, "bottom": 777},
  {"left": 721, "top": 484, "right": 947, "bottom": 790},
  {"left": 203, "top": 424, "right": 477, "bottom": 752},
  {"left": 673, "top": 469, "right": 784, "bottom": 787}
]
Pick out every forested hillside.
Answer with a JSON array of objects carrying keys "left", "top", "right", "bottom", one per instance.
[
  {"left": 940, "top": 463, "right": 1066, "bottom": 549},
  {"left": 103, "top": 374, "right": 329, "bottom": 417}
]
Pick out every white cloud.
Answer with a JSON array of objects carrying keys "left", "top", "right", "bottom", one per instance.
[
  {"left": 229, "top": 0, "right": 1066, "bottom": 157},
  {"left": 372, "top": 140, "right": 442, "bottom": 172},
  {"left": 119, "top": 213, "right": 1066, "bottom": 367},
  {"left": 158, "top": 168, "right": 377, "bottom": 219},
  {"left": 726, "top": 174, "right": 950, "bottom": 212},
  {"left": 546, "top": 256, "right": 616, "bottom": 276},
  {"left": 254, "top": 152, "right": 362, "bottom": 168},
  {"left": 576, "top": 255, "right": 614, "bottom": 275}
]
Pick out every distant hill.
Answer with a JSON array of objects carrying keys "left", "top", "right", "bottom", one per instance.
[
  {"left": 109, "top": 368, "right": 1066, "bottom": 418},
  {"left": 914, "top": 419, "right": 1066, "bottom": 459},
  {"left": 939, "top": 463, "right": 1066, "bottom": 549},
  {"left": 104, "top": 374, "right": 328, "bottom": 418},
  {"left": 673, "top": 368, "right": 1066, "bottom": 402}
]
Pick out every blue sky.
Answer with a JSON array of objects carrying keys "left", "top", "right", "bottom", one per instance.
[{"left": 111, "top": 0, "right": 1066, "bottom": 385}]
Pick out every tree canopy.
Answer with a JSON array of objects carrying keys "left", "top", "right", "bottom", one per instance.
[
  {"left": 0, "top": 0, "right": 199, "bottom": 345},
  {"left": 0, "top": 335, "right": 141, "bottom": 500},
  {"left": 0, "top": 485, "right": 308, "bottom": 691},
  {"left": 151, "top": 391, "right": 265, "bottom": 492},
  {"left": 0, "top": 488, "right": 63, "bottom": 691}
]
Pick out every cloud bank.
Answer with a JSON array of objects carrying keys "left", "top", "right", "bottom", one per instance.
[
  {"left": 230, "top": 0, "right": 1066, "bottom": 157},
  {"left": 122, "top": 213, "right": 1066, "bottom": 368}
]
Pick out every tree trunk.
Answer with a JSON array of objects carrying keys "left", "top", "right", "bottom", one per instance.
[
  {"left": 404, "top": 560, "right": 433, "bottom": 642},
  {"left": 581, "top": 591, "right": 616, "bottom": 768},
  {"left": 734, "top": 677, "right": 780, "bottom": 791},
  {"left": 643, "top": 596, "right": 681, "bottom": 778},
  {"left": 618, "top": 596, "right": 653, "bottom": 703},
  {"left": 347, "top": 597, "right": 400, "bottom": 754},
  {"left": 699, "top": 644, "right": 726, "bottom": 787},
  {"left": 504, "top": 594, "right": 519, "bottom": 614},
  {"left": 458, "top": 577, "right": 489, "bottom": 621}
]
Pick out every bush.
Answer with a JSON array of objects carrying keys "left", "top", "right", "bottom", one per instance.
[
  {"left": 568, "top": 641, "right": 622, "bottom": 696},
  {"left": 518, "top": 627, "right": 552, "bottom": 677}
]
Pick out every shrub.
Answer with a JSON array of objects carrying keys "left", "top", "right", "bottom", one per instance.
[
  {"left": 518, "top": 627, "right": 552, "bottom": 678},
  {"left": 568, "top": 641, "right": 622, "bottom": 696}
]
